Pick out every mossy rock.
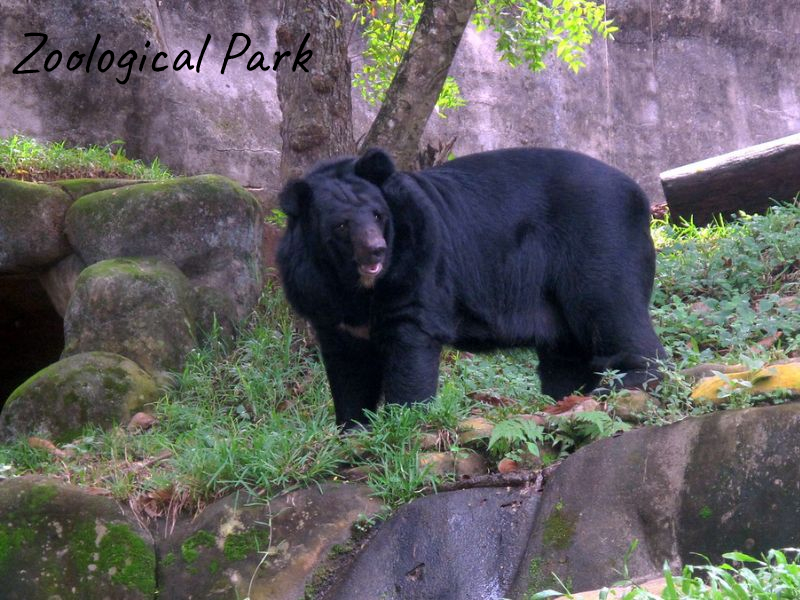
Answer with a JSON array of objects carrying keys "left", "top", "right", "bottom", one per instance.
[
  {"left": 0, "top": 179, "right": 72, "bottom": 273},
  {"left": 0, "top": 351, "right": 159, "bottom": 443},
  {"left": 63, "top": 257, "right": 197, "bottom": 381},
  {"left": 65, "top": 175, "right": 263, "bottom": 319},
  {"left": 0, "top": 475, "right": 155, "bottom": 599},
  {"left": 508, "top": 403, "right": 800, "bottom": 596},
  {"left": 191, "top": 283, "right": 239, "bottom": 343},
  {"left": 52, "top": 178, "right": 143, "bottom": 201},
  {"left": 157, "top": 483, "right": 382, "bottom": 600}
]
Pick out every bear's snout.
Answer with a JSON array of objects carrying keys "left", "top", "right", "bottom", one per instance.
[
  {"left": 353, "top": 228, "right": 387, "bottom": 267},
  {"left": 352, "top": 225, "right": 387, "bottom": 288}
]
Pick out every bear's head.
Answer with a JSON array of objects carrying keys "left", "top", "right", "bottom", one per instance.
[{"left": 279, "top": 149, "right": 397, "bottom": 289}]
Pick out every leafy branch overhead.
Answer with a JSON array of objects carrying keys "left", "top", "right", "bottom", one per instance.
[{"left": 350, "top": 0, "right": 618, "bottom": 114}]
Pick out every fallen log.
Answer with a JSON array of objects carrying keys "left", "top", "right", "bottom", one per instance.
[{"left": 660, "top": 132, "right": 800, "bottom": 226}]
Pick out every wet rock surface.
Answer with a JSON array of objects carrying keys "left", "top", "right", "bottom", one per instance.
[
  {"left": 322, "top": 486, "right": 540, "bottom": 600},
  {"left": 0, "top": 475, "right": 156, "bottom": 600}
]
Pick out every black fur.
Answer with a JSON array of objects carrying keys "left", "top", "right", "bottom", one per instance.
[{"left": 278, "top": 148, "right": 666, "bottom": 426}]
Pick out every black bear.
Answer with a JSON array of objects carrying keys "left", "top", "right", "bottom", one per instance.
[{"left": 277, "top": 148, "right": 666, "bottom": 427}]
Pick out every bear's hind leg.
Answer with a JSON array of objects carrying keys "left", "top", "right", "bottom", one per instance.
[
  {"left": 536, "top": 347, "right": 599, "bottom": 400},
  {"left": 583, "top": 310, "right": 667, "bottom": 393}
]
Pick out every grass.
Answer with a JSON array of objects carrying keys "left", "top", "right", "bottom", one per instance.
[
  {"left": 0, "top": 200, "right": 798, "bottom": 516},
  {"left": 634, "top": 201, "right": 800, "bottom": 424},
  {"left": 0, "top": 135, "right": 172, "bottom": 181},
  {"left": 534, "top": 548, "right": 800, "bottom": 599}
]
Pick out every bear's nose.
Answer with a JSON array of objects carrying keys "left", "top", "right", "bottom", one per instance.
[{"left": 367, "top": 241, "right": 386, "bottom": 262}]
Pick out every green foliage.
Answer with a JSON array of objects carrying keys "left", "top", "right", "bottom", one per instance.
[
  {"left": 487, "top": 416, "right": 546, "bottom": 460},
  {"left": 551, "top": 411, "right": 630, "bottom": 452},
  {"left": 351, "top": 0, "right": 420, "bottom": 105},
  {"left": 651, "top": 203, "right": 800, "bottom": 362},
  {"left": 346, "top": 401, "right": 450, "bottom": 507},
  {"left": 265, "top": 207, "right": 288, "bottom": 228},
  {"left": 473, "top": 0, "right": 617, "bottom": 72},
  {"left": 350, "top": 0, "right": 467, "bottom": 114},
  {"left": 350, "top": 0, "right": 617, "bottom": 114},
  {"left": 532, "top": 548, "right": 800, "bottom": 599},
  {"left": 0, "top": 135, "right": 172, "bottom": 181}
]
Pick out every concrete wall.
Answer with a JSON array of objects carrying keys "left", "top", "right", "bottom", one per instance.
[{"left": 1, "top": 0, "right": 798, "bottom": 202}]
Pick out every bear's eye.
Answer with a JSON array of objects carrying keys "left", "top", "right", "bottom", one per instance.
[
  {"left": 373, "top": 212, "right": 384, "bottom": 223},
  {"left": 334, "top": 221, "right": 349, "bottom": 236}
]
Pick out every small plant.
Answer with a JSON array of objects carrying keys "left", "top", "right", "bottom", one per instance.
[
  {"left": 487, "top": 416, "right": 547, "bottom": 462},
  {"left": 265, "top": 208, "right": 288, "bottom": 228},
  {"left": 551, "top": 412, "right": 630, "bottom": 452}
]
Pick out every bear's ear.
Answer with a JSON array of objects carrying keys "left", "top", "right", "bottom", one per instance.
[
  {"left": 279, "top": 179, "right": 312, "bottom": 218},
  {"left": 354, "top": 148, "right": 396, "bottom": 186}
]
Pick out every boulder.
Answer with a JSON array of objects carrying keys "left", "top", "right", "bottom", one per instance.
[
  {"left": 323, "top": 486, "right": 540, "bottom": 600},
  {"left": 0, "top": 179, "right": 72, "bottom": 273},
  {"left": 0, "top": 475, "right": 156, "bottom": 599},
  {"left": 65, "top": 175, "right": 263, "bottom": 319},
  {"left": 52, "top": 178, "right": 143, "bottom": 201},
  {"left": 0, "top": 351, "right": 159, "bottom": 443},
  {"left": 38, "top": 253, "right": 85, "bottom": 317},
  {"left": 508, "top": 403, "right": 800, "bottom": 596},
  {"left": 63, "top": 257, "right": 198, "bottom": 380},
  {"left": 158, "top": 483, "right": 383, "bottom": 600}
]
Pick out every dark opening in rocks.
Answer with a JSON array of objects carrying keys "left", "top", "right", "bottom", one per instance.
[{"left": 0, "top": 276, "right": 64, "bottom": 408}]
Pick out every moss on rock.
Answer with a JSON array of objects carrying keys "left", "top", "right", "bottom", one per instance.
[
  {"left": 64, "top": 174, "right": 263, "bottom": 320},
  {"left": 63, "top": 257, "right": 198, "bottom": 382},
  {"left": 0, "top": 476, "right": 155, "bottom": 599},
  {"left": 181, "top": 530, "right": 216, "bottom": 564},
  {"left": 65, "top": 175, "right": 260, "bottom": 266},
  {"left": 158, "top": 483, "right": 383, "bottom": 600},
  {"left": 52, "top": 178, "right": 142, "bottom": 201},
  {"left": 0, "top": 351, "right": 159, "bottom": 443},
  {"left": 542, "top": 500, "right": 578, "bottom": 551},
  {"left": 0, "top": 178, "right": 72, "bottom": 273}
]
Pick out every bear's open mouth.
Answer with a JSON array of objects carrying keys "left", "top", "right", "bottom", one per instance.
[{"left": 358, "top": 262, "right": 383, "bottom": 276}]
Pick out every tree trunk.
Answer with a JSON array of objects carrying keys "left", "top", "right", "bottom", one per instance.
[
  {"left": 276, "top": 1, "right": 354, "bottom": 182},
  {"left": 359, "top": 0, "right": 476, "bottom": 170},
  {"left": 661, "top": 133, "right": 800, "bottom": 226}
]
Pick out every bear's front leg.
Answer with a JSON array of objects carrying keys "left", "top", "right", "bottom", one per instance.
[
  {"left": 379, "top": 324, "right": 442, "bottom": 407},
  {"left": 315, "top": 325, "right": 383, "bottom": 427}
]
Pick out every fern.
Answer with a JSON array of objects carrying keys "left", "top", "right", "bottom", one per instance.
[
  {"left": 552, "top": 411, "right": 630, "bottom": 451},
  {"left": 487, "top": 417, "right": 546, "bottom": 461}
]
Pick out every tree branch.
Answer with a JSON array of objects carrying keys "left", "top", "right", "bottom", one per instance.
[{"left": 360, "top": 0, "right": 476, "bottom": 170}]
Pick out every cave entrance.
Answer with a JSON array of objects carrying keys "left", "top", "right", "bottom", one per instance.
[{"left": 0, "top": 275, "right": 65, "bottom": 409}]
